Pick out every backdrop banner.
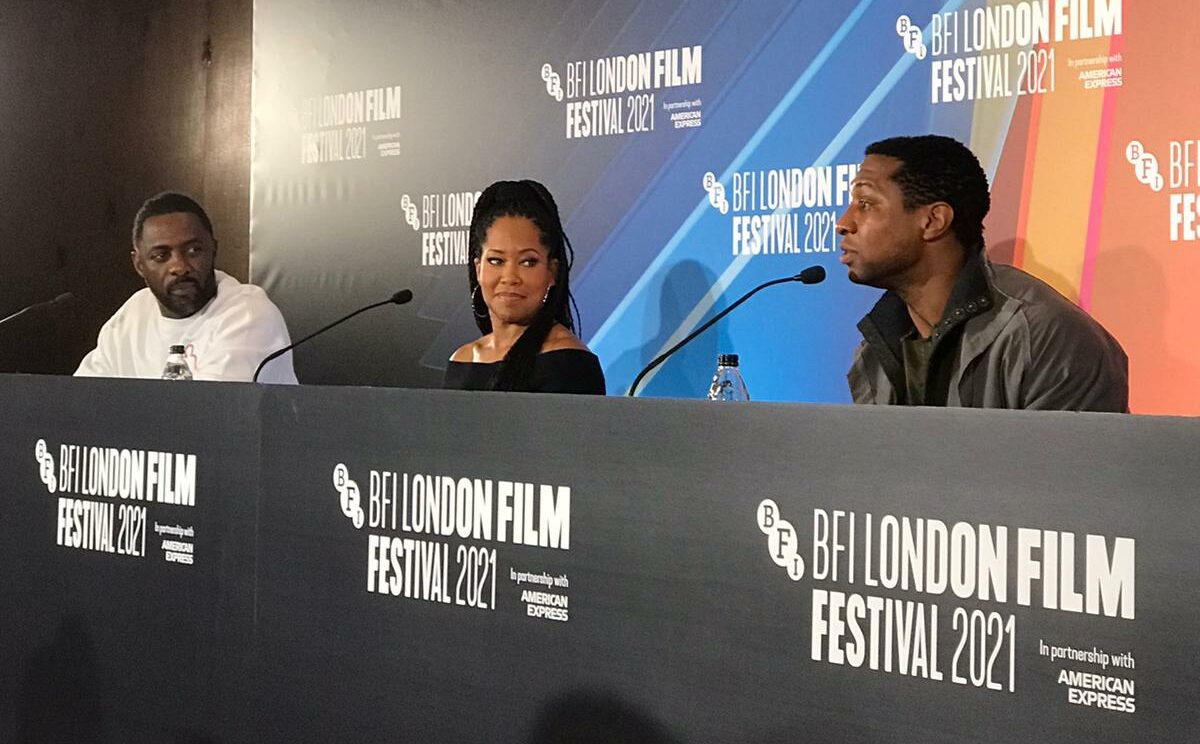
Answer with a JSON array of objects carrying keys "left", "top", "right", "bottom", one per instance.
[
  {"left": 2, "top": 375, "right": 1197, "bottom": 742},
  {"left": 250, "top": 0, "right": 1197, "bottom": 413}
]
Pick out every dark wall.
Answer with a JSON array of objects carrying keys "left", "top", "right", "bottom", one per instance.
[{"left": 0, "top": 0, "right": 252, "bottom": 374}]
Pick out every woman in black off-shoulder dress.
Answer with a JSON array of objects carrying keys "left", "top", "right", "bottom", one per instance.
[{"left": 443, "top": 179, "right": 605, "bottom": 395}]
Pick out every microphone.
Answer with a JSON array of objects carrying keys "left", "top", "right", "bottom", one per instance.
[
  {"left": 252, "top": 289, "right": 413, "bottom": 382},
  {"left": 0, "top": 292, "right": 75, "bottom": 328},
  {"left": 627, "top": 266, "right": 825, "bottom": 397}
]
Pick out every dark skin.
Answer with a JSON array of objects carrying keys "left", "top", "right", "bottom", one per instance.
[
  {"left": 835, "top": 154, "right": 964, "bottom": 338},
  {"left": 451, "top": 215, "right": 586, "bottom": 363},
  {"left": 131, "top": 212, "right": 218, "bottom": 319}
]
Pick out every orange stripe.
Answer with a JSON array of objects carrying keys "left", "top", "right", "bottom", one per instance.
[{"left": 1011, "top": 75, "right": 1043, "bottom": 268}]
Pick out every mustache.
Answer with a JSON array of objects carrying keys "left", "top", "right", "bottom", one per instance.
[{"left": 166, "top": 276, "right": 201, "bottom": 290}]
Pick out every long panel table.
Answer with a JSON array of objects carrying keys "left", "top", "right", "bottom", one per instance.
[{"left": 1, "top": 375, "right": 1195, "bottom": 742}]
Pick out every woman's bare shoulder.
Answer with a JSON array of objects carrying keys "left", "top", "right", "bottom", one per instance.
[
  {"left": 540, "top": 325, "right": 590, "bottom": 353},
  {"left": 449, "top": 336, "right": 489, "bottom": 363}
]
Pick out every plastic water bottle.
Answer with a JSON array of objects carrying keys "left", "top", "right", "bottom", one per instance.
[
  {"left": 707, "top": 353, "right": 749, "bottom": 401},
  {"left": 161, "top": 345, "right": 193, "bottom": 380}
]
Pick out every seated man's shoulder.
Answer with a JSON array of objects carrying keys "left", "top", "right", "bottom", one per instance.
[
  {"left": 992, "top": 265, "right": 1072, "bottom": 309},
  {"left": 215, "top": 275, "right": 283, "bottom": 314},
  {"left": 993, "top": 265, "right": 1099, "bottom": 332},
  {"left": 991, "top": 264, "right": 1126, "bottom": 358},
  {"left": 102, "top": 287, "right": 158, "bottom": 328},
  {"left": 988, "top": 263, "right": 1128, "bottom": 411}
]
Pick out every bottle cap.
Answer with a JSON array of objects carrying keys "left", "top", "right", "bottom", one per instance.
[
  {"left": 169, "top": 345, "right": 186, "bottom": 354},
  {"left": 717, "top": 353, "right": 739, "bottom": 367}
]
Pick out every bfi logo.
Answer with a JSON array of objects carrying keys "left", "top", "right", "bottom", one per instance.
[{"left": 757, "top": 499, "right": 804, "bottom": 580}]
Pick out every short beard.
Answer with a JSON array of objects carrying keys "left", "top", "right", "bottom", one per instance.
[
  {"left": 153, "top": 271, "right": 217, "bottom": 318},
  {"left": 844, "top": 257, "right": 913, "bottom": 292},
  {"left": 845, "top": 268, "right": 890, "bottom": 290}
]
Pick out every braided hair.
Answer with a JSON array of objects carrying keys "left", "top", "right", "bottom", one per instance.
[{"left": 467, "top": 180, "right": 581, "bottom": 391}]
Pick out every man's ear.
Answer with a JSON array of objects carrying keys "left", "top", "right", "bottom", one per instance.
[
  {"left": 130, "top": 248, "right": 145, "bottom": 280},
  {"left": 922, "top": 202, "right": 955, "bottom": 242}
]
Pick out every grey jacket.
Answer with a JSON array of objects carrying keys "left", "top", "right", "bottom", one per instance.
[{"left": 848, "top": 256, "right": 1129, "bottom": 412}]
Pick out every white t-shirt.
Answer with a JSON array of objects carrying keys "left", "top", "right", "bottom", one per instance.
[{"left": 75, "top": 271, "right": 298, "bottom": 383}]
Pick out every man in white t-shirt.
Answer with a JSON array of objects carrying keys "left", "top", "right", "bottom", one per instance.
[{"left": 76, "top": 192, "right": 298, "bottom": 383}]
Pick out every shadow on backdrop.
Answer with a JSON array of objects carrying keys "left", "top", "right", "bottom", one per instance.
[
  {"left": 17, "top": 616, "right": 103, "bottom": 744},
  {"left": 524, "top": 689, "right": 682, "bottom": 744},
  {"left": 1089, "top": 243, "right": 1200, "bottom": 413},
  {"left": 614, "top": 260, "right": 731, "bottom": 398}
]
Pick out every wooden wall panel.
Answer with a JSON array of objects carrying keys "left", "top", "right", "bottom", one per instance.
[{"left": 0, "top": 0, "right": 252, "bottom": 374}]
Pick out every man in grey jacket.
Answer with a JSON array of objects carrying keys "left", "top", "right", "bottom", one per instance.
[{"left": 837, "top": 135, "right": 1128, "bottom": 411}]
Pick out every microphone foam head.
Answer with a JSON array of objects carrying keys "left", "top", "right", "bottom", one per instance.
[
  {"left": 798, "top": 266, "right": 826, "bottom": 284},
  {"left": 391, "top": 289, "right": 414, "bottom": 305}
]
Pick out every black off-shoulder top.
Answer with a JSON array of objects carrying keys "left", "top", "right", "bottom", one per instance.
[{"left": 443, "top": 348, "right": 606, "bottom": 395}]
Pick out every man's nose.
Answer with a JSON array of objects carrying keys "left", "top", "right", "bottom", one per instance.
[
  {"left": 166, "top": 251, "right": 190, "bottom": 274},
  {"left": 835, "top": 209, "right": 854, "bottom": 236}
]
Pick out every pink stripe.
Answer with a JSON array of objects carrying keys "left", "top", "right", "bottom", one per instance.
[{"left": 1078, "top": 37, "right": 1123, "bottom": 311}]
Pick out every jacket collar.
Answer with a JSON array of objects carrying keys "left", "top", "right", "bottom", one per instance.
[
  {"left": 926, "top": 249, "right": 995, "bottom": 344},
  {"left": 856, "top": 249, "right": 996, "bottom": 387}
]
